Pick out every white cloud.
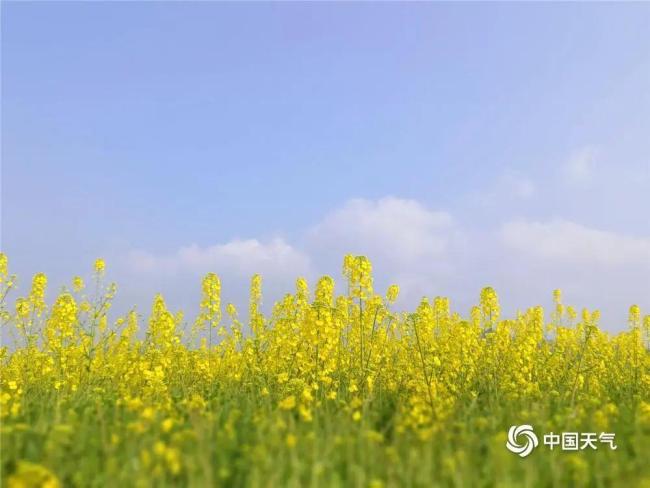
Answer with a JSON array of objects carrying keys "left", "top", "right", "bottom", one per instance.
[
  {"left": 121, "top": 238, "right": 312, "bottom": 315},
  {"left": 308, "top": 197, "right": 455, "bottom": 266},
  {"left": 128, "top": 237, "right": 311, "bottom": 278},
  {"left": 129, "top": 198, "right": 454, "bottom": 281},
  {"left": 120, "top": 198, "right": 459, "bottom": 317},
  {"left": 563, "top": 146, "right": 598, "bottom": 184},
  {"left": 497, "top": 218, "right": 650, "bottom": 330},
  {"left": 305, "top": 197, "right": 463, "bottom": 304},
  {"left": 119, "top": 200, "right": 649, "bottom": 332},
  {"left": 125, "top": 197, "right": 461, "bottom": 311},
  {"left": 501, "top": 219, "right": 650, "bottom": 267}
]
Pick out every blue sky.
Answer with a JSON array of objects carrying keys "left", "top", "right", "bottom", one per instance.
[{"left": 2, "top": 2, "right": 649, "bottom": 330}]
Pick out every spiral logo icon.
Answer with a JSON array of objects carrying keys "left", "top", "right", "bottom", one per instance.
[{"left": 506, "top": 425, "right": 539, "bottom": 457}]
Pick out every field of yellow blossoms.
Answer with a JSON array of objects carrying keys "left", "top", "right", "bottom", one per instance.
[{"left": 1, "top": 252, "right": 649, "bottom": 487}]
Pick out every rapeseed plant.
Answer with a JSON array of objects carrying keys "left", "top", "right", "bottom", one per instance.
[{"left": 0, "top": 252, "right": 648, "bottom": 487}]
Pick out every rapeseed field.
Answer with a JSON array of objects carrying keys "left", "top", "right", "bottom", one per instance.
[{"left": 1, "top": 253, "right": 649, "bottom": 487}]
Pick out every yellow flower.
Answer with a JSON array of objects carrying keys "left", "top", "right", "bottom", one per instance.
[
  {"left": 94, "top": 259, "right": 105, "bottom": 275},
  {"left": 72, "top": 276, "right": 84, "bottom": 293},
  {"left": 161, "top": 418, "right": 174, "bottom": 433},
  {"left": 279, "top": 396, "right": 296, "bottom": 410},
  {"left": 0, "top": 253, "right": 648, "bottom": 485},
  {"left": 200, "top": 273, "right": 222, "bottom": 328},
  {"left": 226, "top": 303, "right": 237, "bottom": 318},
  {"left": 286, "top": 434, "right": 297, "bottom": 448},
  {"left": 629, "top": 304, "right": 641, "bottom": 329},
  {"left": 0, "top": 253, "right": 7, "bottom": 280},
  {"left": 15, "top": 299, "right": 30, "bottom": 319},
  {"left": 141, "top": 407, "right": 155, "bottom": 421},
  {"left": 29, "top": 273, "right": 48, "bottom": 315},
  {"left": 153, "top": 441, "right": 166, "bottom": 456},
  {"left": 299, "top": 404, "right": 313, "bottom": 422},
  {"left": 7, "top": 461, "right": 61, "bottom": 488},
  {"left": 480, "top": 286, "right": 500, "bottom": 326},
  {"left": 386, "top": 284, "right": 399, "bottom": 304}
]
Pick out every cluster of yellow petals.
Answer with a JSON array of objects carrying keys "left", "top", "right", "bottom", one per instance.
[{"left": 0, "top": 252, "right": 648, "bottom": 486}]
